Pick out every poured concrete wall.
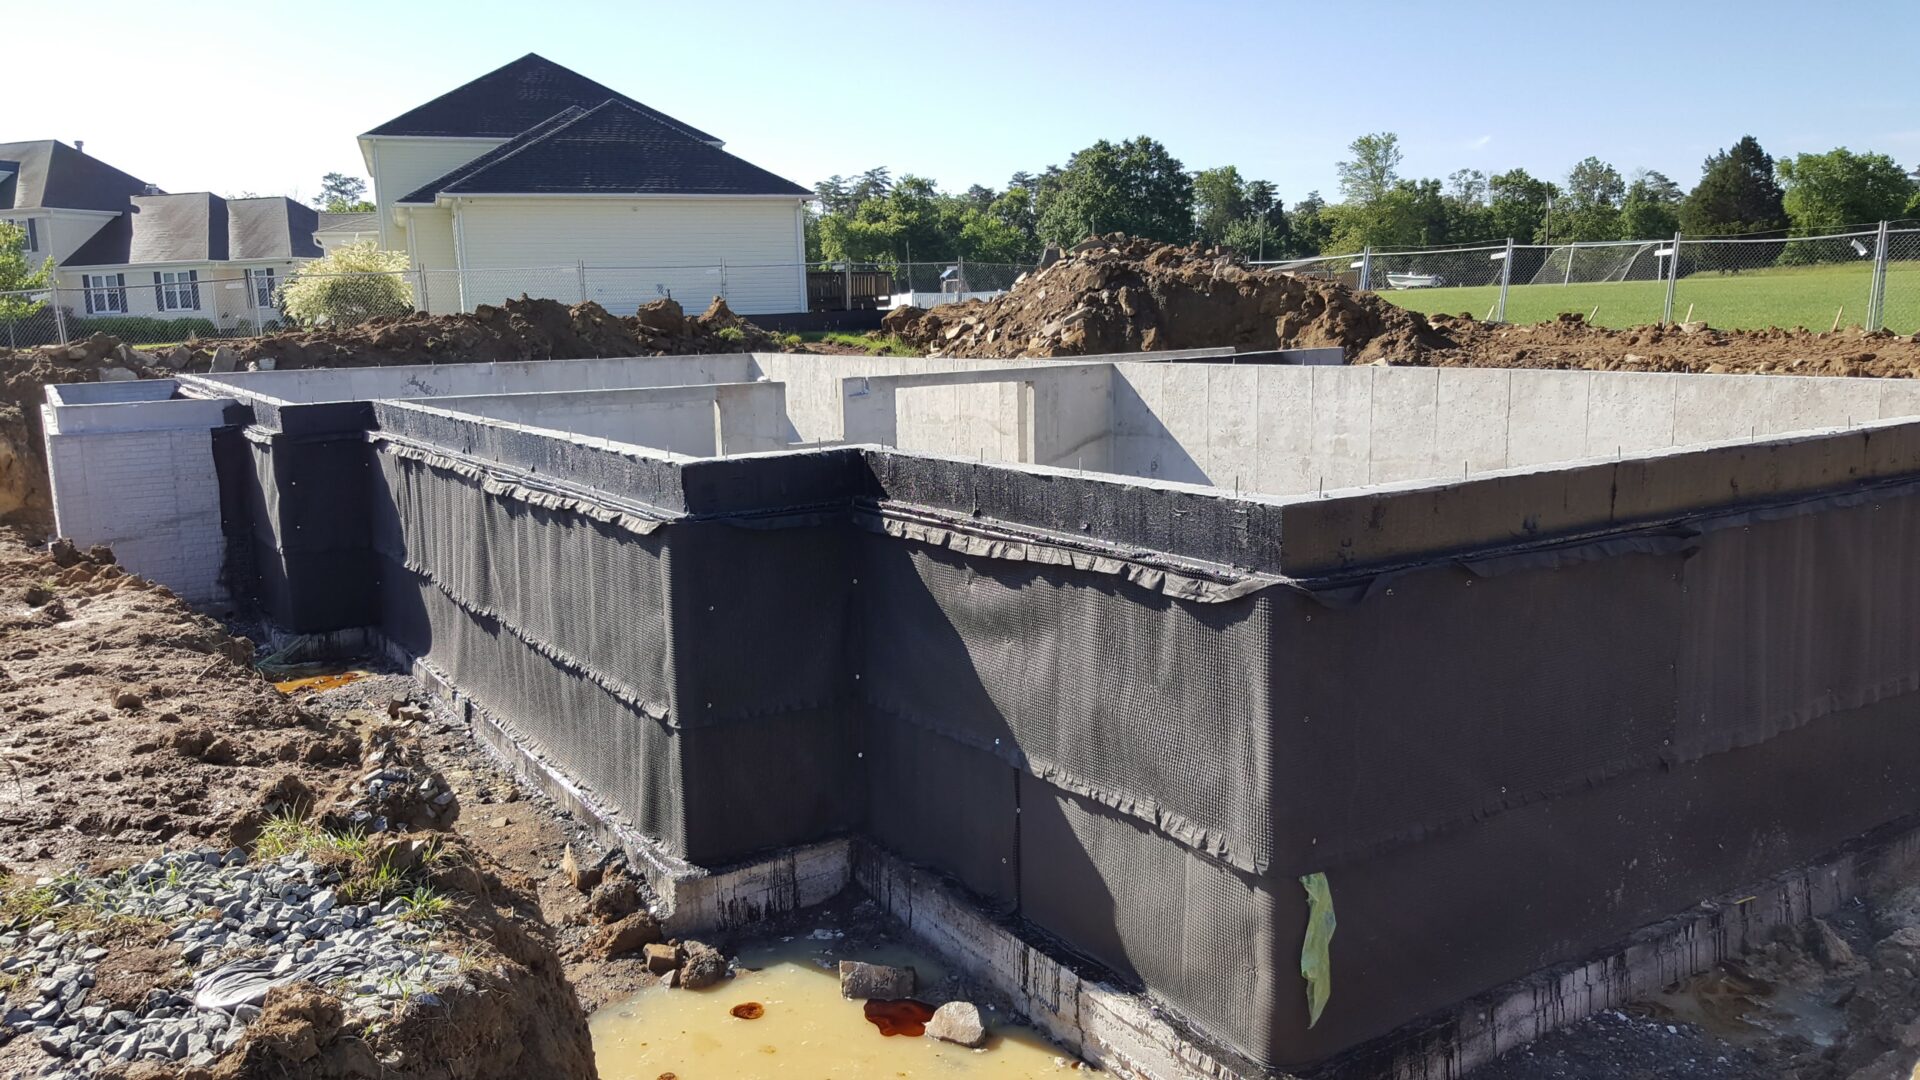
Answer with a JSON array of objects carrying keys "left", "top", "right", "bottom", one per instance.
[
  {"left": 411, "top": 382, "right": 788, "bottom": 457},
  {"left": 42, "top": 381, "right": 235, "bottom": 605},
  {"left": 183, "top": 354, "right": 760, "bottom": 406},
  {"left": 1106, "top": 364, "right": 1920, "bottom": 496}
]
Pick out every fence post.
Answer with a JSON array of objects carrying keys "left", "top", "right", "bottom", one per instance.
[
  {"left": 51, "top": 282, "right": 69, "bottom": 344},
  {"left": 1497, "top": 238, "right": 1514, "bottom": 323},
  {"left": 414, "top": 269, "right": 429, "bottom": 313},
  {"left": 719, "top": 257, "right": 728, "bottom": 302},
  {"left": 1563, "top": 241, "right": 1575, "bottom": 287},
  {"left": 1662, "top": 233, "right": 1683, "bottom": 326},
  {"left": 1359, "top": 247, "right": 1372, "bottom": 292},
  {"left": 843, "top": 261, "right": 853, "bottom": 311},
  {"left": 1868, "top": 221, "right": 1891, "bottom": 332},
  {"left": 576, "top": 260, "right": 587, "bottom": 305}
]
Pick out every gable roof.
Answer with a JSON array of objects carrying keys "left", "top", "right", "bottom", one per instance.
[
  {"left": 66, "top": 194, "right": 319, "bottom": 266},
  {"left": 363, "top": 53, "right": 719, "bottom": 145},
  {"left": 396, "top": 107, "right": 588, "bottom": 205},
  {"left": 399, "top": 100, "right": 808, "bottom": 202},
  {"left": 0, "top": 140, "right": 153, "bottom": 212}
]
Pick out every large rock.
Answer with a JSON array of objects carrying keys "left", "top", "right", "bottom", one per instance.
[
  {"left": 679, "top": 940, "right": 726, "bottom": 990},
  {"left": 838, "top": 960, "right": 915, "bottom": 1000},
  {"left": 634, "top": 298, "right": 686, "bottom": 336},
  {"left": 96, "top": 366, "right": 137, "bottom": 382},
  {"left": 642, "top": 942, "right": 679, "bottom": 975},
  {"left": 926, "top": 1001, "right": 986, "bottom": 1047},
  {"left": 209, "top": 345, "right": 239, "bottom": 373},
  {"left": 586, "top": 876, "right": 641, "bottom": 922},
  {"left": 594, "top": 912, "right": 661, "bottom": 959}
]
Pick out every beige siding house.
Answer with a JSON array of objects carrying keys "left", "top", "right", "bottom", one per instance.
[
  {"left": 3, "top": 140, "right": 319, "bottom": 334},
  {"left": 59, "top": 192, "right": 321, "bottom": 332},
  {"left": 359, "top": 55, "right": 811, "bottom": 316}
]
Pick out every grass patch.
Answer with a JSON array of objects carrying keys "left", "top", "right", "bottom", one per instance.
[
  {"left": 252, "top": 812, "right": 450, "bottom": 909},
  {"left": 796, "top": 330, "right": 920, "bottom": 356},
  {"left": 1381, "top": 261, "right": 1920, "bottom": 333}
]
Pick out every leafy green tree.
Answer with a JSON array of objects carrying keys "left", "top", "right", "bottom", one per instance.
[
  {"left": 1327, "top": 177, "right": 1450, "bottom": 251},
  {"left": 1618, "top": 171, "right": 1682, "bottom": 239},
  {"left": 1193, "top": 165, "right": 1252, "bottom": 246},
  {"left": 1443, "top": 169, "right": 1495, "bottom": 243},
  {"left": 1488, "top": 168, "right": 1556, "bottom": 243},
  {"left": 812, "top": 175, "right": 1037, "bottom": 265},
  {"left": 316, "top": 172, "right": 374, "bottom": 213},
  {"left": 279, "top": 240, "right": 413, "bottom": 325},
  {"left": 1560, "top": 157, "right": 1625, "bottom": 242},
  {"left": 1777, "top": 148, "right": 1916, "bottom": 232},
  {"left": 1287, "top": 191, "right": 1333, "bottom": 256},
  {"left": 1335, "top": 132, "right": 1402, "bottom": 206},
  {"left": 988, "top": 183, "right": 1038, "bottom": 252},
  {"left": 1033, "top": 137, "right": 1194, "bottom": 245},
  {"left": 1680, "top": 136, "right": 1786, "bottom": 236},
  {"left": 1192, "top": 167, "right": 1287, "bottom": 256},
  {"left": 0, "top": 221, "right": 52, "bottom": 340}
]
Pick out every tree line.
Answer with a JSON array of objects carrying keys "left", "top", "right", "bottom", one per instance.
[{"left": 807, "top": 134, "right": 1920, "bottom": 266}]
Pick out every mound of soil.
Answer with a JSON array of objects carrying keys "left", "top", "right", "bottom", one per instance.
[
  {"left": 881, "top": 234, "right": 1455, "bottom": 361},
  {"left": 1426, "top": 311, "right": 1920, "bottom": 379},
  {"left": 233, "top": 295, "right": 779, "bottom": 371},
  {"left": 0, "top": 534, "right": 595, "bottom": 1078}
]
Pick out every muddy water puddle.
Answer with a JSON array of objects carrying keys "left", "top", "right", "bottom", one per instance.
[{"left": 591, "top": 940, "right": 1085, "bottom": 1078}]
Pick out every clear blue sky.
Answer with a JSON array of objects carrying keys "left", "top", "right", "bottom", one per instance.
[{"left": 13, "top": 0, "right": 1919, "bottom": 208}]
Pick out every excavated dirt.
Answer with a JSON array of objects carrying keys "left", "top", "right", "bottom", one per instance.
[
  {"left": 882, "top": 235, "right": 1920, "bottom": 378},
  {"left": 227, "top": 295, "right": 780, "bottom": 371},
  {"left": 1428, "top": 310, "right": 1920, "bottom": 378},
  {"left": 0, "top": 533, "right": 595, "bottom": 1078},
  {"left": 882, "top": 234, "right": 1453, "bottom": 361}
]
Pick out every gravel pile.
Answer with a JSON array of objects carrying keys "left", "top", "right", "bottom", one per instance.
[{"left": 0, "top": 848, "right": 460, "bottom": 1074}]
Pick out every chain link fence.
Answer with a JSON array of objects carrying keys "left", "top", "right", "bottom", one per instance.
[{"left": 1262, "top": 223, "right": 1920, "bottom": 334}]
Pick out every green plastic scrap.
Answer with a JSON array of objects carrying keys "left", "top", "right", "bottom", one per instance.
[{"left": 1299, "top": 871, "right": 1336, "bottom": 1028}]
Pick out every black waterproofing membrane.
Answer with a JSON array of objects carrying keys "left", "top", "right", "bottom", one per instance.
[{"left": 220, "top": 407, "right": 1920, "bottom": 1074}]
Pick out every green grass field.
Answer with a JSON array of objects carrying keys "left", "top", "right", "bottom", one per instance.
[{"left": 1380, "top": 261, "right": 1920, "bottom": 334}]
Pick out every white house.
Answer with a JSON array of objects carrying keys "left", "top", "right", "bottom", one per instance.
[
  {"left": 1, "top": 139, "right": 319, "bottom": 333},
  {"left": 359, "top": 54, "right": 811, "bottom": 317},
  {"left": 61, "top": 193, "right": 320, "bottom": 332}
]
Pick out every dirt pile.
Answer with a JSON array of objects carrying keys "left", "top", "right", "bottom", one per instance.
[
  {"left": 230, "top": 294, "right": 780, "bottom": 370},
  {"left": 0, "top": 534, "right": 595, "bottom": 1078},
  {"left": 1427, "top": 311, "right": 1920, "bottom": 378},
  {"left": 881, "top": 234, "right": 1455, "bottom": 360}
]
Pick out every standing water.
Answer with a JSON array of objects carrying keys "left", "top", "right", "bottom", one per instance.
[{"left": 591, "top": 939, "right": 1088, "bottom": 1078}]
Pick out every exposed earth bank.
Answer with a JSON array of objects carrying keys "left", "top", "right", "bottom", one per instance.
[{"left": 0, "top": 533, "right": 595, "bottom": 1078}]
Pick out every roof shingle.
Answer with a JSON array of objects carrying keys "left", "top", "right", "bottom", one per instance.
[
  {"left": 403, "top": 100, "right": 807, "bottom": 201},
  {"left": 363, "top": 54, "right": 719, "bottom": 144}
]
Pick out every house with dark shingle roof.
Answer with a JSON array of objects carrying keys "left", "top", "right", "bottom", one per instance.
[
  {"left": 3, "top": 139, "right": 320, "bottom": 330},
  {"left": 358, "top": 54, "right": 811, "bottom": 316}
]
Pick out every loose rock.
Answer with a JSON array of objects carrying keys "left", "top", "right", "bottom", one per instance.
[
  {"left": 839, "top": 960, "right": 916, "bottom": 1000},
  {"left": 926, "top": 1000, "right": 987, "bottom": 1047}
]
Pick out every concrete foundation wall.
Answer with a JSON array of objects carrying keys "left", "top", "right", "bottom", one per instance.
[
  {"left": 411, "top": 382, "right": 788, "bottom": 457},
  {"left": 182, "top": 354, "right": 760, "bottom": 406},
  {"left": 42, "top": 383, "right": 235, "bottom": 606},
  {"left": 1108, "top": 364, "right": 1920, "bottom": 496}
]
